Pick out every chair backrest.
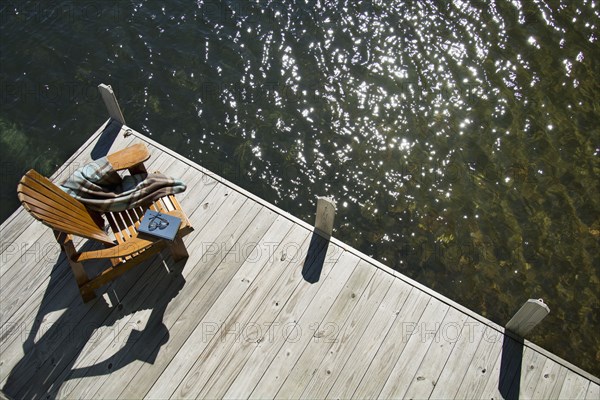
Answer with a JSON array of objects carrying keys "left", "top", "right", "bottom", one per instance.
[{"left": 17, "top": 169, "right": 114, "bottom": 245}]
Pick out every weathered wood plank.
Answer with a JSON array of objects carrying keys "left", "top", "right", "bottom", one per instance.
[
  {"left": 4, "top": 253, "right": 165, "bottom": 398},
  {"left": 585, "top": 382, "right": 600, "bottom": 399},
  {"left": 558, "top": 370, "right": 591, "bottom": 399},
  {"left": 479, "top": 340, "right": 512, "bottom": 399},
  {"left": 143, "top": 215, "right": 295, "bottom": 399},
  {"left": 549, "top": 364, "right": 570, "bottom": 398},
  {"left": 64, "top": 207, "right": 283, "bottom": 400},
  {"left": 0, "top": 253, "right": 87, "bottom": 383},
  {"left": 376, "top": 298, "right": 451, "bottom": 399},
  {"left": 58, "top": 185, "right": 245, "bottom": 397},
  {"left": 0, "top": 263, "right": 80, "bottom": 384},
  {"left": 298, "top": 271, "right": 396, "bottom": 399},
  {"left": 223, "top": 249, "right": 356, "bottom": 399},
  {"left": 0, "top": 245, "right": 72, "bottom": 342},
  {"left": 52, "top": 195, "right": 261, "bottom": 398},
  {"left": 195, "top": 229, "right": 341, "bottom": 400},
  {"left": 324, "top": 280, "right": 413, "bottom": 400},
  {"left": 509, "top": 344, "right": 546, "bottom": 399},
  {"left": 272, "top": 262, "right": 380, "bottom": 399},
  {"left": 351, "top": 289, "right": 431, "bottom": 399},
  {"left": 179, "top": 224, "right": 314, "bottom": 400},
  {"left": 531, "top": 356, "right": 561, "bottom": 398},
  {"left": 451, "top": 326, "right": 504, "bottom": 399},
  {"left": 428, "top": 318, "right": 486, "bottom": 399},
  {"left": 50, "top": 255, "right": 179, "bottom": 399},
  {"left": 111, "top": 199, "right": 277, "bottom": 399},
  {"left": 258, "top": 257, "right": 375, "bottom": 400},
  {"left": 402, "top": 307, "right": 469, "bottom": 399},
  {"left": 532, "top": 357, "right": 569, "bottom": 399},
  {"left": 68, "top": 197, "right": 248, "bottom": 398}
]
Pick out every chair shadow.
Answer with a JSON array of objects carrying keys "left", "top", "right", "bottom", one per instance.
[
  {"left": 2, "top": 240, "right": 186, "bottom": 400},
  {"left": 301, "top": 231, "right": 330, "bottom": 283},
  {"left": 498, "top": 333, "right": 524, "bottom": 400}
]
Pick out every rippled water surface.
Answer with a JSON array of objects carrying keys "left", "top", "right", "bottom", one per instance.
[{"left": 1, "top": 0, "right": 599, "bottom": 375}]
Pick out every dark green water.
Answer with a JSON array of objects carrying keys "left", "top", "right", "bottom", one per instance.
[{"left": 1, "top": 0, "right": 598, "bottom": 375}]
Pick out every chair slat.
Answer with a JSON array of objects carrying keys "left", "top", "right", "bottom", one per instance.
[
  {"left": 130, "top": 208, "right": 143, "bottom": 229},
  {"left": 18, "top": 195, "right": 102, "bottom": 238},
  {"left": 123, "top": 209, "right": 144, "bottom": 258},
  {"left": 18, "top": 186, "right": 102, "bottom": 232},
  {"left": 76, "top": 236, "right": 158, "bottom": 262},
  {"left": 117, "top": 211, "right": 141, "bottom": 259},
  {"left": 18, "top": 178, "right": 104, "bottom": 233},
  {"left": 153, "top": 198, "right": 168, "bottom": 213},
  {"left": 25, "top": 206, "right": 112, "bottom": 244},
  {"left": 118, "top": 210, "right": 137, "bottom": 238},
  {"left": 114, "top": 212, "right": 133, "bottom": 239},
  {"left": 17, "top": 170, "right": 112, "bottom": 239},
  {"left": 18, "top": 178, "right": 92, "bottom": 221},
  {"left": 125, "top": 209, "right": 142, "bottom": 231},
  {"left": 161, "top": 196, "right": 175, "bottom": 211},
  {"left": 105, "top": 212, "right": 126, "bottom": 244},
  {"left": 110, "top": 211, "right": 137, "bottom": 260},
  {"left": 22, "top": 170, "right": 88, "bottom": 213},
  {"left": 18, "top": 170, "right": 113, "bottom": 244}
]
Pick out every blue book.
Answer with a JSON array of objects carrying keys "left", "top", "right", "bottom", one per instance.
[{"left": 138, "top": 209, "right": 181, "bottom": 241}]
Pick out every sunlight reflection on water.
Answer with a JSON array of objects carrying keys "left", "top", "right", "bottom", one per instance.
[{"left": 0, "top": 0, "right": 598, "bottom": 374}]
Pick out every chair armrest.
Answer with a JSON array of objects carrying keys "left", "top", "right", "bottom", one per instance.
[
  {"left": 75, "top": 237, "right": 161, "bottom": 262},
  {"left": 106, "top": 143, "right": 150, "bottom": 172}
]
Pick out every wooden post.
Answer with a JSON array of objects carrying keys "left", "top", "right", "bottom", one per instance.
[
  {"left": 505, "top": 298, "right": 550, "bottom": 337},
  {"left": 98, "top": 83, "right": 126, "bottom": 125},
  {"left": 314, "top": 196, "right": 336, "bottom": 238}
]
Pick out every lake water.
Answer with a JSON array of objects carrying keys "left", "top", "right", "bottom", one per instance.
[{"left": 1, "top": 0, "right": 598, "bottom": 376}]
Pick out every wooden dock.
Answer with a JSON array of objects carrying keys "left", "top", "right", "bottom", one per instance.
[{"left": 1, "top": 119, "right": 598, "bottom": 399}]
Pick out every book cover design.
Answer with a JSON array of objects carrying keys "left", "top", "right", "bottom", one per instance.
[{"left": 138, "top": 209, "right": 181, "bottom": 241}]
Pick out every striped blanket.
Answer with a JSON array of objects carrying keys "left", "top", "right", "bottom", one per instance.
[{"left": 60, "top": 156, "right": 186, "bottom": 212}]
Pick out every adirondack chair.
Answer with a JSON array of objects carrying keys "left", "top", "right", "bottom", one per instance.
[{"left": 17, "top": 143, "right": 194, "bottom": 302}]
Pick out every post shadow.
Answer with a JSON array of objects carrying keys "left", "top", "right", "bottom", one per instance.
[
  {"left": 2, "top": 244, "right": 186, "bottom": 400},
  {"left": 498, "top": 333, "right": 525, "bottom": 400},
  {"left": 90, "top": 119, "right": 123, "bottom": 160},
  {"left": 301, "top": 231, "right": 330, "bottom": 283}
]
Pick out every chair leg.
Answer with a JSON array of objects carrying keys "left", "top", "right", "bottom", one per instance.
[
  {"left": 80, "top": 286, "right": 97, "bottom": 303},
  {"left": 54, "top": 231, "right": 96, "bottom": 302},
  {"left": 169, "top": 236, "right": 189, "bottom": 262},
  {"left": 66, "top": 258, "right": 96, "bottom": 302}
]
